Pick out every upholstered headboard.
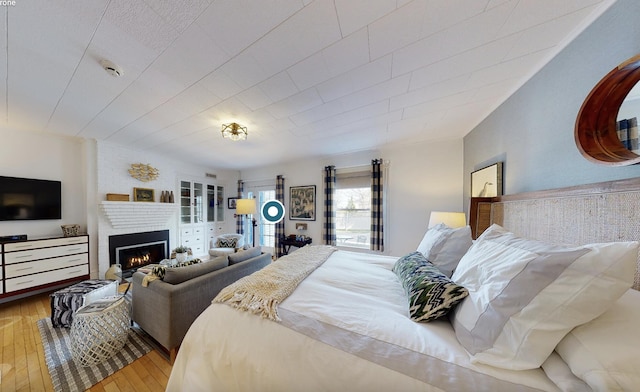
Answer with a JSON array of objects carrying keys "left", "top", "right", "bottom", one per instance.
[{"left": 470, "top": 177, "right": 640, "bottom": 290}]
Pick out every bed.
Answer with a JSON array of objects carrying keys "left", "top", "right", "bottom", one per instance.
[{"left": 167, "top": 178, "right": 640, "bottom": 392}]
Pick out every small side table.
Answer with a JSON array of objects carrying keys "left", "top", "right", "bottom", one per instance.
[
  {"left": 280, "top": 237, "right": 312, "bottom": 255},
  {"left": 70, "top": 297, "right": 130, "bottom": 367},
  {"left": 50, "top": 280, "right": 119, "bottom": 328}
]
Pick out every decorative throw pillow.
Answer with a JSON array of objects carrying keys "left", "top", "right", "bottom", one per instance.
[
  {"left": 450, "top": 224, "right": 638, "bottom": 370},
  {"left": 151, "top": 265, "right": 166, "bottom": 280},
  {"left": 217, "top": 237, "right": 238, "bottom": 248},
  {"left": 148, "top": 258, "right": 202, "bottom": 281},
  {"left": 416, "top": 223, "right": 472, "bottom": 277},
  {"left": 393, "top": 252, "right": 469, "bottom": 322}
]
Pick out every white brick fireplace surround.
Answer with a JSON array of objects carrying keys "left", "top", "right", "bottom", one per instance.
[{"left": 94, "top": 141, "right": 237, "bottom": 278}]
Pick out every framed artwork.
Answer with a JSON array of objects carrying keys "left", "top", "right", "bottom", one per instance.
[
  {"left": 227, "top": 197, "right": 238, "bottom": 209},
  {"left": 133, "top": 187, "right": 154, "bottom": 202},
  {"left": 289, "top": 185, "right": 316, "bottom": 221},
  {"left": 471, "top": 162, "right": 503, "bottom": 197}
]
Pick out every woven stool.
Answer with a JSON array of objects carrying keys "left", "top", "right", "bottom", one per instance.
[{"left": 70, "top": 297, "right": 130, "bottom": 366}]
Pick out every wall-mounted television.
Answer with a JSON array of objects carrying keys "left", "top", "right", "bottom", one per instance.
[{"left": 0, "top": 176, "right": 62, "bottom": 221}]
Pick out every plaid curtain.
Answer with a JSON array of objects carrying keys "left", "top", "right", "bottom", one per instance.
[
  {"left": 370, "top": 159, "right": 384, "bottom": 251},
  {"left": 236, "top": 180, "right": 244, "bottom": 235},
  {"left": 275, "top": 175, "right": 285, "bottom": 257},
  {"left": 617, "top": 117, "right": 639, "bottom": 153},
  {"left": 323, "top": 165, "right": 336, "bottom": 246}
]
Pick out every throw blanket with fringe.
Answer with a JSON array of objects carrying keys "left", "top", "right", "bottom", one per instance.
[{"left": 213, "top": 245, "right": 337, "bottom": 321}]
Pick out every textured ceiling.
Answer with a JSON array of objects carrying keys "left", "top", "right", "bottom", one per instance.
[{"left": 0, "top": 0, "right": 615, "bottom": 170}]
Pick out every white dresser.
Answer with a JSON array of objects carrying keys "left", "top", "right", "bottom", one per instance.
[{"left": 1, "top": 235, "right": 89, "bottom": 299}]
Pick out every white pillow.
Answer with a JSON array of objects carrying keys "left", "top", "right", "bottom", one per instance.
[
  {"left": 541, "top": 352, "right": 591, "bottom": 392},
  {"left": 416, "top": 223, "right": 472, "bottom": 277},
  {"left": 450, "top": 224, "right": 638, "bottom": 370},
  {"left": 556, "top": 289, "right": 640, "bottom": 391}
]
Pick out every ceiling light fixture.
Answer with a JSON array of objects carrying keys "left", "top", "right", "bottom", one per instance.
[{"left": 221, "top": 122, "right": 248, "bottom": 141}]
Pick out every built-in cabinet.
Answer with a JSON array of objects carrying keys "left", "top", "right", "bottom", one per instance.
[
  {"left": 179, "top": 180, "right": 224, "bottom": 257},
  {"left": 1, "top": 235, "right": 89, "bottom": 301}
]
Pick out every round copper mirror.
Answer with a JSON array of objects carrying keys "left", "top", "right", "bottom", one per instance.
[{"left": 575, "top": 54, "right": 640, "bottom": 165}]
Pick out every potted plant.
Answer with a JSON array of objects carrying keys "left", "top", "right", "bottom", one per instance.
[{"left": 173, "top": 246, "right": 190, "bottom": 263}]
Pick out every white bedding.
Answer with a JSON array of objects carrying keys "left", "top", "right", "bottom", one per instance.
[{"left": 167, "top": 250, "right": 574, "bottom": 391}]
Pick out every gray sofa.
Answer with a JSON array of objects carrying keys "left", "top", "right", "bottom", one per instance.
[{"left": 131, "top": 247, "right": 271, "bottom": 362}]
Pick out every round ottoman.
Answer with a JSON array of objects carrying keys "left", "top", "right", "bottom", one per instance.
[{"left": 70, "top": 297, "right": 130, "bottom": 366}]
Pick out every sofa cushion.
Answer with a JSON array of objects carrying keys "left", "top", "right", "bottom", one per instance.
[
  {"left": 163, "top": 255, "right": 229, "bottom": 284},
  {"left": 228, "top": 246, "right": 262, "bottom": 265},
  {"left": 209, "top": 247, "right": 236, "bottom": 257}
]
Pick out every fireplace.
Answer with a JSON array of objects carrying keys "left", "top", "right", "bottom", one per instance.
[{"left": 108, "top": 230, "right": 169, "bottom": 278}]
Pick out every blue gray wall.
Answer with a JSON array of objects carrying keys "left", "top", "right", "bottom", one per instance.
[{"left": 464, "top": 0, "right": 640, "bottom": 200}]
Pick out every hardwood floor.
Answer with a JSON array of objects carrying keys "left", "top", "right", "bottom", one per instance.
[{"left": 0, "top": 291, "right": 171, "bottom": 392}]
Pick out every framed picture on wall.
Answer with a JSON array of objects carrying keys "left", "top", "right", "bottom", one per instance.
[
  {"left": 289, "top": 185, "right": 316, "bottom": 221},
  {"left": 471, "top": 162, "right": 503, "bottom": 197},
  {"left": 228, "top": 197, "right": 238, "bottom": 209},
  {"left": 133, "top": 187, "right": 155, "bottom": 202}
]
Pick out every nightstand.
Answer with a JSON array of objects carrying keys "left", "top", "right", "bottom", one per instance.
[{"left": 280, "top": 237, "right": 312, "bottom": 255}]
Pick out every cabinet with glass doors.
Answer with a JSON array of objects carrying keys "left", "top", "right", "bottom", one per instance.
[{"left": 179, "top": 180, "right": 224, "bottom": 257}]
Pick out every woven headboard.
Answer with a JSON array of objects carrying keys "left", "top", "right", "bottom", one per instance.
[{"left": 471, "top": 177, "right": 640, "bottom": 290}]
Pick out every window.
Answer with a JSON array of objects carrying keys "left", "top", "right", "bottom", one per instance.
[{"left": 335, "top": 170, "right": 370, "bottom": 249}]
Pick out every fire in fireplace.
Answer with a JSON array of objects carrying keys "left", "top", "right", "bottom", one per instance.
[{"left": 108, "top": 230, "right": 169, "bottom": 277}]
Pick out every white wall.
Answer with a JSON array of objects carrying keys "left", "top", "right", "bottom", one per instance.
[
  {"left": 0, "top": 129, "right": 87, "bottom": 239},
  {"left": 241, "top": 138, "right": 463, "bottom": 257},
  {"left": 0, "top": 129, "right": 460, "bottom": 275},
  {"left": 94, "top": 140, "right": 239, "bottom": 277},
  {"left": 464, "top": 0, "right": 640, "bottom": 198}
]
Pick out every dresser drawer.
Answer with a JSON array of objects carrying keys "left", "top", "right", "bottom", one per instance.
[
  {"left": 4, "top": 236, "right": 88, "bottom": 252},
  {"left": 191, "top": 244, "right": 205, "bottom": 256},
  {"left": 5, "top": 254, "right": 88, "bottom": 278},
  {"left": 5, "top": 243, "right": 89, "bottom": 264},
  {"left": 5, "top": 264, "right": 88, "bottom": 292}
]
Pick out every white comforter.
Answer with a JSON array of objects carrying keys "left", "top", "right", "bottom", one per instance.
[{"left": 167, "top": 250, "right": 567, "bottom": 391}]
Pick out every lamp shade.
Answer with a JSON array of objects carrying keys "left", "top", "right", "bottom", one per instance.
[
  {"left": 428, "top": 211, "right": 466, "bottom": 228},
  {"left": 236, "top": 198, "right": 257, "bottom": 215}
]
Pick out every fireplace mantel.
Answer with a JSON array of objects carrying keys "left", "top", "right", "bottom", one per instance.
[{"left": 100, "top": 201, "right": 177, "bottom": 229}]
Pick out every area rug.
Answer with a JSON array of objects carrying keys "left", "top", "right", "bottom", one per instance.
[{"left": 37, "top": 317, "right": 153, "bottom": 392}]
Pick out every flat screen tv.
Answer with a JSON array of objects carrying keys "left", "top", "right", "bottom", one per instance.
[{"left": 0, "top": 176, "right": 62, "bottom": 221}]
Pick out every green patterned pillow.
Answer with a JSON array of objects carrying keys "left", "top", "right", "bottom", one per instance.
[{"left": 393, "top": 252, "right": 469, "bottom": 322}]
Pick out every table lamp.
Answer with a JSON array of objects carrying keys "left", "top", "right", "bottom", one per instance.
[
  {"left": 236, "top": 198, "right": 257, "bottom": 247},
  {"left": 428, "top": 211, "right": 466, "bottom": 228}
]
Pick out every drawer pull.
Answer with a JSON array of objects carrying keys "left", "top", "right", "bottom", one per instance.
[
  {"left": 65, "top": 247, "right": 82, "bottom": 252},
  {"left": 15, "top": 267, "right": 34, "bottom": 272},
  {"left": 15, "top": 254, "right": 34, "bottom": 259},
  {"left": 13, "top": 244, "right": 32, "bottom": 249},
  {"left": 16, "top": 280, "right": 34, "bottom": 285},
  {"left": 66, "top": 258, "right": 82, "bottom": 263}
]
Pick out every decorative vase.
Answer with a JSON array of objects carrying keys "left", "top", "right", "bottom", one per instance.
[
  {"left": 105, "top": 263, "right": 122, "bottom": 282},
  {"left": 175, "top": 252, "right": 187, "bottom": 263}
]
